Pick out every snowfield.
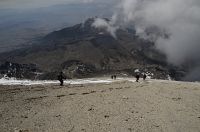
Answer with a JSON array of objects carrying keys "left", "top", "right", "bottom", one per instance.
[
  {"left": 0, "top": 75, "right": 181, "bottom": 86},
  {"left": 0, "top": 77, "right": 136, "bottom": 85}
]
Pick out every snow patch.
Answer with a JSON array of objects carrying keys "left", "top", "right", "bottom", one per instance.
[
  {"left": 0, "top": 77, "right": 116, "bottom": 86},
  {"left": 146, "top": 72, "right": 154, "bottom": 79},
  {"left": 134, "top": 69, "right": 140, "bottom": 73},
  {"left": 167, "top": 75, "right": 172, "bottom": 80}
]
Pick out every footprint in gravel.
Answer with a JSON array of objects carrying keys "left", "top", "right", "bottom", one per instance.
[
  {"left": 81, "top": 129, "right": 86, "bottom": 131},
  {"left": 82, "top": 92, "right": 90, "bottom": 95},
  {"left": 154, "top": 124, "right": 160, "bottom": 128},
  {"left": 172, "top": 97, "right": 181, "bottom": 101},
  {"left": 55, "top": 115, "right": 61, "bottom": 118},
  {"left": 26, "top": 96, "right": 48, "bottom": 101},
  {"left": 131, "top": 111, "right": 139, "bottom": 114},
  {"left": 116, "top": 87, "right": 123, "bottom": 90},
  {"left": 69, "top": 93, "right": 77, "bottom": 95},
  {"left": 109, "top": 88, "right": 114, "bottom": 91},
  {"left": 56, "top": 95, "right": 66, "bottom": 98},
  {"left": 104, "top": 115, "right": 109, "bottom": 118},
  {"left": 88, "top": 108, "right": 94, "bottom": 111},
  {"left": 21, "top": 115, "right": 28, "bottom": 119},
  {"left": 101, "top": 90, "right": 106, "bottom": 93},
  {"left": 90, "top": 91, "right": 96, "bottom": 93},
  {"left": 128, "top": 128, "right": 134, "bottom": 131},
  {"left": 14, "top": 128, "right": 29, "bottom": 132}
]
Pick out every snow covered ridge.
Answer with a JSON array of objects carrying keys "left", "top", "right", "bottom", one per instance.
[
  {"left": 0, "top": 77, "right": 126, "bottom": 86},
  {"left": 0, "top": 77, "right": 57, "bottom": 85},
  {"left": 1, "top": 77, "right": 152, "bottom": 86}
]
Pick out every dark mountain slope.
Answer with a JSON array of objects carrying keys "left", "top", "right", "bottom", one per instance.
[{"left": 0, "top": 18, "right": 184, "bottom": 80}]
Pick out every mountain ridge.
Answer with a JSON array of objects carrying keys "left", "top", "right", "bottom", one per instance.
[{"left": 0, "top": 18, "right": 185, "bottom": 80}]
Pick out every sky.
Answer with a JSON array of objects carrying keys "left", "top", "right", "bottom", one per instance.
[
  {"left": 0, "top": 0, "right": 116, "bottom": 9},
  {"left": 0, "top": 0, "right": 94, "bottom": 9}
]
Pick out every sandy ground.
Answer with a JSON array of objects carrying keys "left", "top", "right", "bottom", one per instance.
[{"left": 0, "top": 79, "right": 200, "bottom": 132}]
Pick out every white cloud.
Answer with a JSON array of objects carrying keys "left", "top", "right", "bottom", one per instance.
[
  {"left": 111, "top": 0, "right": 200, "bottom": 65},
  {"left": 92, "top": 18, "right": 118, "bottom": 38}
]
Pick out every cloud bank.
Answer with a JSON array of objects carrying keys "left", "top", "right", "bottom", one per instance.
[{"left": 97, "top": 0, "right": 200, "bottom": 66}]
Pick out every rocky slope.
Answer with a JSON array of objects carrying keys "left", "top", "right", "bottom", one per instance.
[{"left": 0, "top": 18, "right": 186, "bottom": 80}]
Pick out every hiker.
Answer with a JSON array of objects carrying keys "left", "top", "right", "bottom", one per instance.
[
  {"left": 57, "top": 72, "right": 65, "bottom": 86},
  {"left": 114, "top": 75, "right": 117, "bottom": 80},
  {"left": 111, "top": 75, "right": 114, "bottom": 79},
  {"left": 136, "top": 73, "right": 140, "bottom": 82},
  {"left": 143, "top": 73, "right": 147, "bottom": 81}
]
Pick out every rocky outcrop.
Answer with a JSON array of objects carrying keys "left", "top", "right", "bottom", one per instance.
[{"left": 0, "top": 62, "right": 41, "bottom": 80}]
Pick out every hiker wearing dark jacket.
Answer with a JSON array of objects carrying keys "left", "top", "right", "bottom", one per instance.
[
  {"left": 143, "top": 73, "right": 147, "bottom": 81},
  {"left": 136, "top": 74, "right": 140, "bottom": 82},
  {"left": 58, "top": 72, "right": 66, "bottom": 86}
]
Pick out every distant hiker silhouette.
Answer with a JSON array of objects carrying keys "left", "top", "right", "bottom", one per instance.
[
  {"left": 114, "top": 75, "right": 117, "bottom": 80},
  {"left": 143, "top": 73, "right": 147, "bottom": 81},
  {"left": 57, "top": 72, "right": 66, "bottom": 86},
  {"left": 136, "top": 74, "right": 140, "bottom": 82},
  {"left": 111, "top": 75, "right": 116, "bottom": 80}
]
